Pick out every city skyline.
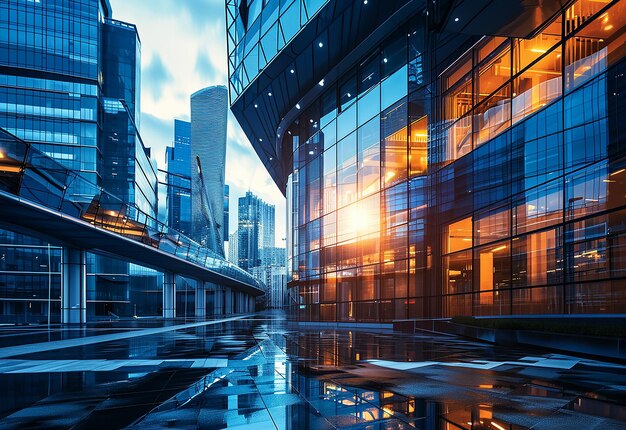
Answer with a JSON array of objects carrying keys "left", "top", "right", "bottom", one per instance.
[
  {"left": 108, "top": 0, "right": 286, "bottom": 244},
  {"left": 0, "top": 1, "right": 625, "bottom": 428}
]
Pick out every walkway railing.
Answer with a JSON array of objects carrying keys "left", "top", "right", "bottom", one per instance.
[{"left": 0, "top": 127, "right": 260, "bottom": 290}]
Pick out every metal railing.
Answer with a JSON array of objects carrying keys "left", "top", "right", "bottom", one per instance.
[{"left": 0, "top": 127, "right": 260, "bottom": 291}]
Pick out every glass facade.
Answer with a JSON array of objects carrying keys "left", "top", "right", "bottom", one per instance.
[
  {"left": 190, "top": 86, "right": 228, "bottom": 255},
  {"left": 0, "top": 0, "right": 105, "bottom": 322},
  {"left": 238, "top": 191, "right": 275, "bottom": 271},
  {"left": 226, "top": 0, "right": 329, "bottom": 103},
  {"left": 230, "top": 0, "right": 626, "bottom": 322},
  {"left": 166, "top": 119, "right": 192, "bottom": 237}
]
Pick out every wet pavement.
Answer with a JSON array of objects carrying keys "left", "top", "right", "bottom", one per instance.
[{"left": 0, "top": 312, "right": 625, "bottom": 429}]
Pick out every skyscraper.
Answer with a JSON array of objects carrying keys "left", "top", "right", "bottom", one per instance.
[
  {"left": 101, "top": 17, "right": 157, "bottom": 221},
  {"left": 228, "top": 0, "right": 626, "bottom": 322},
  {"left": 166, "top": 119, "right": 192, "bottom": 236},
  {"left": 190, "top": 86, "right": 228, "bottom": 255},
  {"left": 228, "top": 230, "right": 239, "bottom": 265},
  {"left": 237, "top": 191, "right": 275, "bottom": 271},
  {"left": 224, "top": 184, "right": 230, "bottom": 242}
]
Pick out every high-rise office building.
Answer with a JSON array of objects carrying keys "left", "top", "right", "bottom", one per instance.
[
  {"left": 0, "top": 0, "right": 158, "bottom": 321},
  {"left": 237, "top": 191, "right": 275, "bottom": 271},
  {"left": 190, "top": 85, "right": 228, "bottom": 255},
  {"left": 228, "top": 229, "right": 239, "bottom": 265},
  {"left": 166, "top": 119, "right": 192, "bottom": 236},
  {"left": 224, "top": 184, "right": 230, "bottom": 241},
  {"left": 101, "top": 17, "right": 157, "bottom": 221},
  {"left": 228, "top": 0, "right": 626, "bottom": 322}
]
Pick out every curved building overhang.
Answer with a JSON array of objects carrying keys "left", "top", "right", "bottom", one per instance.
[
  {"left": 230, "top": 0, "right": 424, "bottom": 195},
  {"left": 230, "top": 0, "right": 568, "bottom": 195}
]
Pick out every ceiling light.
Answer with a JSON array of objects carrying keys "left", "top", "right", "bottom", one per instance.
[
  {"left": 347, "top": 92, "right": 351, "bottom": 97},
  {"left": 290, "top": 69, "right": 295, "bottom": 74},
  {"left": 309, "top": 119, "right": 313, "bottom": 123},
  {"left": 363, "top": 0, "right": 368, "bottom": 4},
  {"left": 383, "top": 58, "right": 388, "bottom": 63},
  {"left": 318, "top": 42, "right": 324, "bottom": 48},
  {"left": 268, "top": 92, "right": 272, "bottom": 96},
  {"left": 296, "top": 103, "right": 301, "bottom": 109},
  {"left": 259, "top": 138, "right": 263, "bottom": 142},
  {"left": 254, "top": 104, "right": 258, "bottom": 108},
  {"left": 319, "top": 79, "right": 325, "bottom": 86},
  {"left": 454, "top": 17, "right": 459, "bottom": 22},
  {"left": 308, "top": 150, "right": 314, "bottom": 155}
]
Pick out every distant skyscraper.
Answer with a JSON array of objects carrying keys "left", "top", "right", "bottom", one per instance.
[
  {"left": 228, "top": 229, "right": 239, "bottom": 265},
  {"left": 166, "top": 120, "right": 192, "bottom": 236},
  {"left": 224, "top": 184, "right": 230, "bottom": 242},
  {"left": 237, "top": 191, "right": 275, "bottom": 271},
  {"left": 190, "top": 86, "right": 228, "bottom": 255},
  {"left": 261, "top": 247, "right": 286, "bottom": 267},
  {"left": 249, "top": 264, "right": 286, "bottom": 309}
]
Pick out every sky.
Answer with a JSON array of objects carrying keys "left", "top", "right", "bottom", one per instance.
[{"left": 108, "top": 0, "right": 287, "bottom": 245}]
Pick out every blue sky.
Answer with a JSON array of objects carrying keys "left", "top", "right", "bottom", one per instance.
[{"left": 109, "top": 0, "right": 286, "bottom": 245}]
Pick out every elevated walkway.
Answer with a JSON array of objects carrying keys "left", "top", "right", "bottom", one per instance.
[{"left": 0, "top": 128, "right": 262, "bottom": 323}]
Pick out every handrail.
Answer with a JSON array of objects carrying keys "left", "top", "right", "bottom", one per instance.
[{"left": 0, "top": 127, "right": 261, "bottom": 291}]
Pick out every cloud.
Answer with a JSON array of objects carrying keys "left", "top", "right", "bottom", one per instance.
[
  {"left": 195, "top": 51, "right": 218, "bottom": 83},
  {"left": 142, "top": 54, "right": 172, "bottom": 102},
  {"left": 177, "top": 0, "right": 226, "bottom": 31},
  {"left": 109, "top": 0, "right": 286, "bottom": 244}
]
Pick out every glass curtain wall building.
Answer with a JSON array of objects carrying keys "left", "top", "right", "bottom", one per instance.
[
  {"left": 166, "top": 119, "right": 192, "bottom": 237},
  {"left": 0, "top": 0, "right": 159, "bottom": 321},
  {"left": 190, "top": 86, "right": 228, "bottom": 255},
  {"left": 0, "top": 0, "right": 104, "bottom": 322},
  {"left": 228, "top": 0, "right": 626, "bottom": 322},
  {"left": 237, "top": 191, "right": 275, "bottom": 271}
]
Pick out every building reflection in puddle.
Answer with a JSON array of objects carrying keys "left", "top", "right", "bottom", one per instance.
[{"left": 1, "top": 319, "right": 625, "bottom": 429}]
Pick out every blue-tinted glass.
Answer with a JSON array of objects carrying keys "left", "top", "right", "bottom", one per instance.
[
  {"left": 358, "top": 85, "right": 380, "bottom": 126},
  {"left": 337, "top": 132, "right": 356, "bottom": 169},
  {"left": 381, "top": 65, "right": 407, "bottom": 110},
  {"left": 280, "top": 1, "right": 300, "bottom": 43},
  {"left": 337, "top": 103, "right": 356, "bottom": 140}
]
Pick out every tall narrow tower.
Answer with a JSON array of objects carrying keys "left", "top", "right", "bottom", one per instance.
[{"left": 190, "top": 85, "right": 228, "bottom": 254}]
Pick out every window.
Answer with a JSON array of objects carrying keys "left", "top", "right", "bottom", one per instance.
[
  {"left": 565, "top": 0, "right": 626, "bottom": 91},
  {"left": 381, "top": 99, "right": 408, "bottom": 187},
  {"left": 512, "top": 45, "right": 562, "bottom": 124},
  {"left": 444, "top": 217, "right": 472, "bottom": 254}
]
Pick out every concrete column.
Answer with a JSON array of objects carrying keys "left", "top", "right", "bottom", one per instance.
[
  {"left": 238, "top": 292, "right": 244, "bottom": 313},
  {"left": 195, "top": 282, "right": 206, "bottom": 319},
  {"left": 61, "top": 247, "right": 86, "bottom": 324},
  {"left": 163, "top": 272, "right": 176, "bottom": 319},
  {"left": 225, "top": 287, "right": 233, "bottom": 314},
  {"left": 213, "top": 284, "right": 223, "bottom": 316}
]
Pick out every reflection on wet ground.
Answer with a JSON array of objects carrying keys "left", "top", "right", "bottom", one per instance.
[{"left": 0, "top": 311, "right": 625, "bottom": 429}]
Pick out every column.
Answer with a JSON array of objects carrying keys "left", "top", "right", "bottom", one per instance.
[
  {"left": 237, "top": 292, "right": 244, "bottom": 313},
  {"left": 163, "top": 272, "right": 176, "bottom": 319},
  {"left": 61, "top": 247, "right": 86, "bottom": 324},
  {"left": 225, "top": 287, "right": 233, "bottom": 314},
  {"left": 213, "top": 284, "right": 223, "bottom": 316},
  {"left": 195, "top": 282, "right": 206, "bottom": 319}
]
